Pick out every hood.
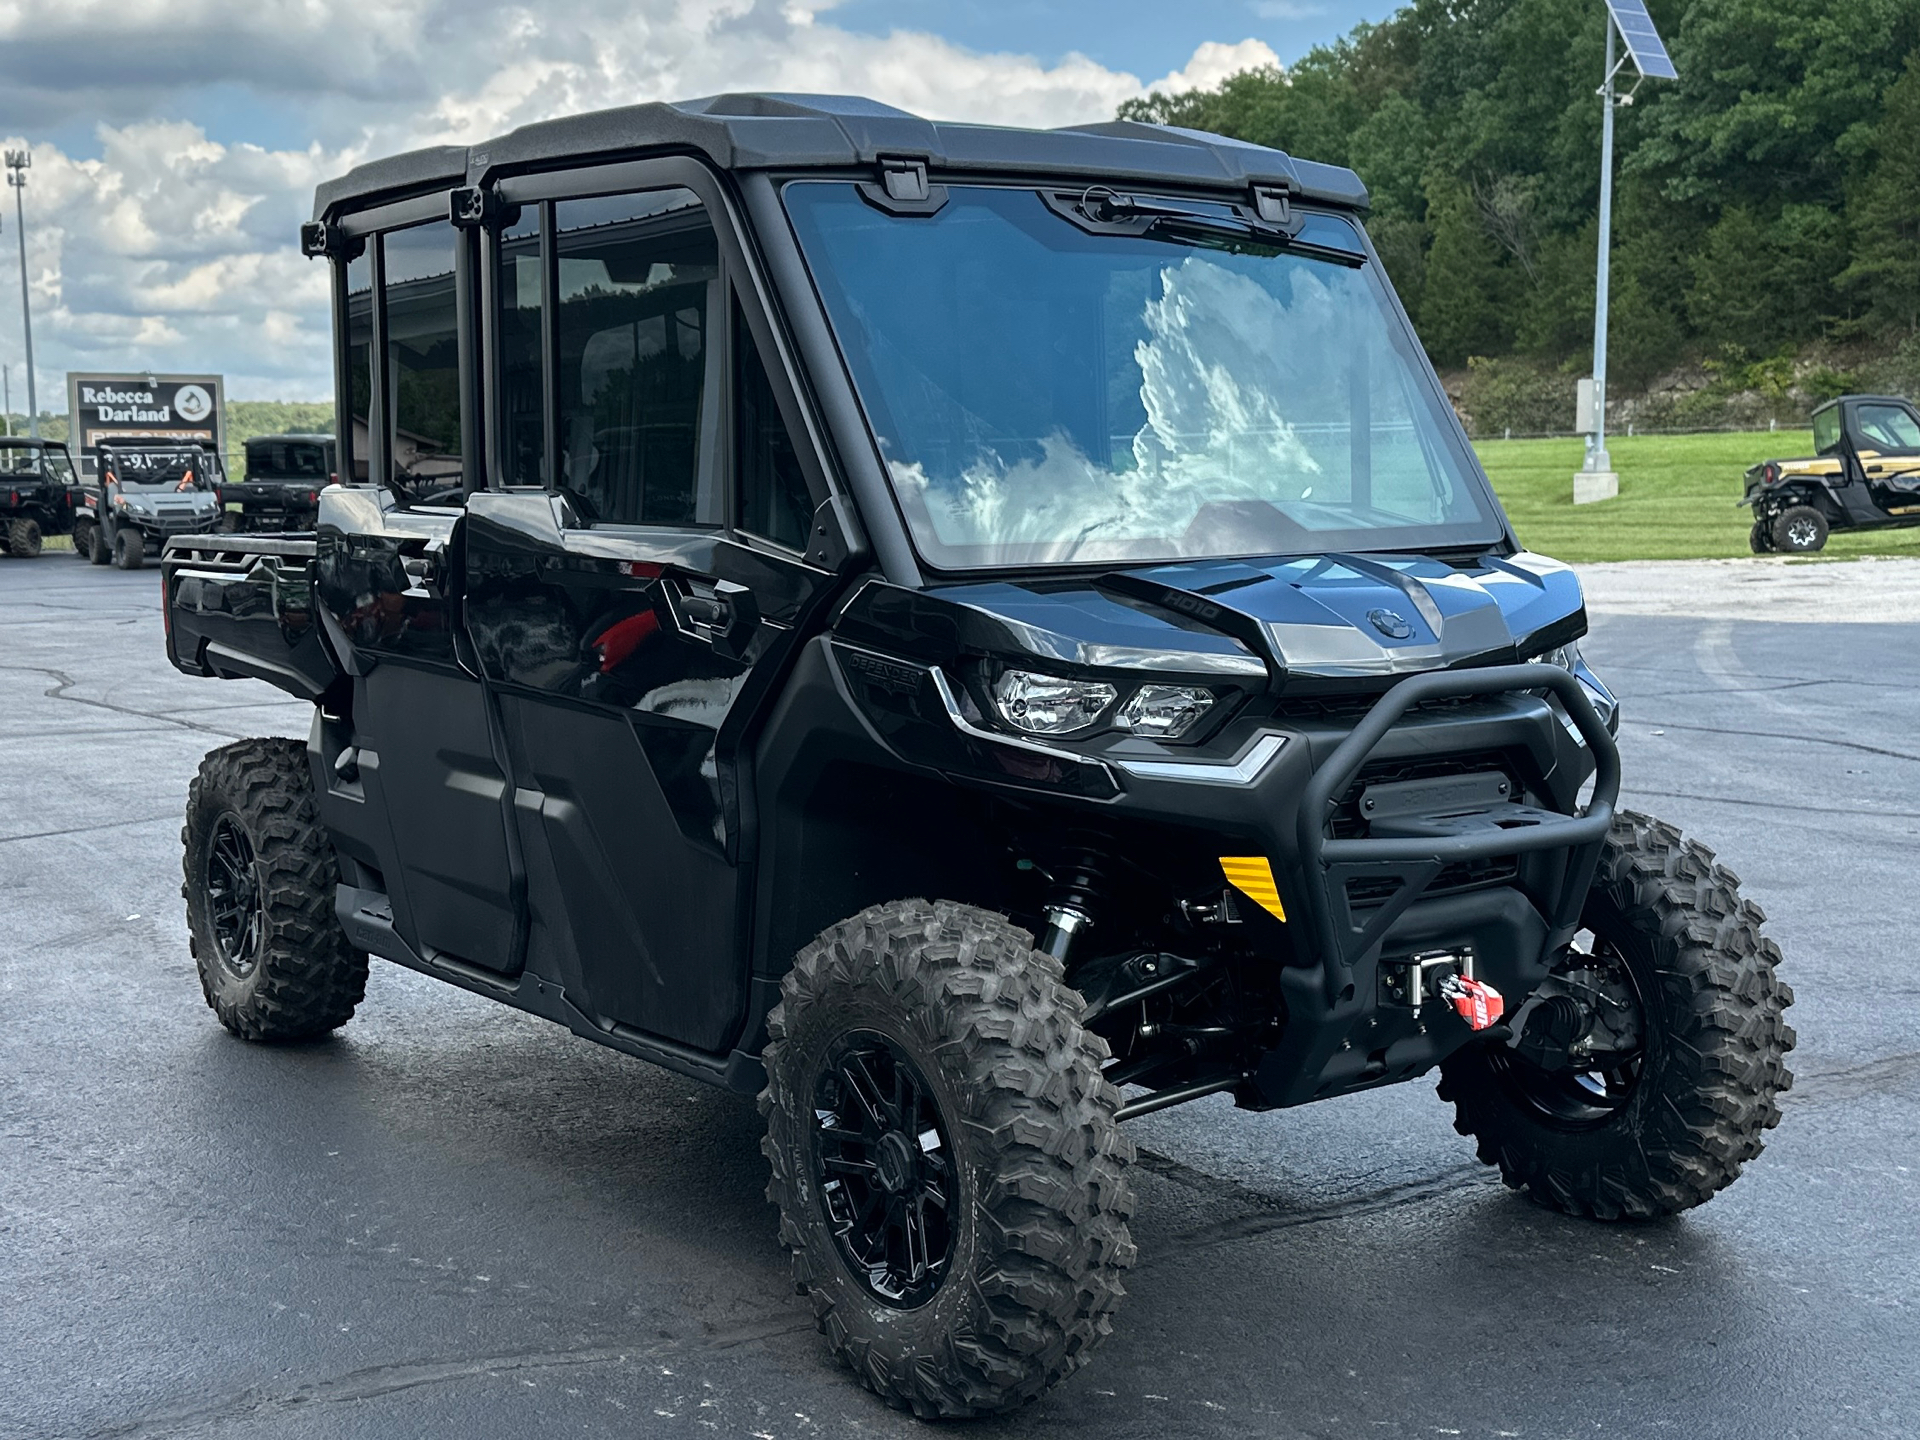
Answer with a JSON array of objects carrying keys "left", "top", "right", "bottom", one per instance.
[{"left": 895, "top": 552, "right": 1586, "bottom": 690}]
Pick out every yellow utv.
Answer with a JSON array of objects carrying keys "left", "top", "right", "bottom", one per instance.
[{"left": 1744, "top": 394, "right": 1920, "bottom": 552}]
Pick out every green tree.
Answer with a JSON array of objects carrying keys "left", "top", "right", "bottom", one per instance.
[
  {"left": 1420, "top": 177, "right": 1513, "bottom": 365},
  {"left": 1843, "top": 52, "right": 1920, "bottom": 332}
]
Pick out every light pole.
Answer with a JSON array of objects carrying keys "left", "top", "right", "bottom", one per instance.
[
  {"left": 1584, "top": 20, "right": 1619, "bottom": 484},
  {"left": 1574, "top": 2, "right": 1676, "bottom": 505},
  {"left": 6, "top": 150, "right": 36, "bottom": 440}
]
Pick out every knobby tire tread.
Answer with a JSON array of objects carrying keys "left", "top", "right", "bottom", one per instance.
[
  {"left": 1439, "top": 810, "right": 1794, "bottom": 1219},
  {"left": 183, "top": 737, "right": 367, "bottom": 1041},
  {"left": 760, "top": 899, "right": 1136, "bottom": 1418}
]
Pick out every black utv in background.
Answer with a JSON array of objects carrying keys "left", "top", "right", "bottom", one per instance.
[
  {"left": 75, "top": 441, "right": 222, "bottom": 568},
  {"left": 0, "top": 437, "right": 78, "bottom": 556},
  {"left": 218, "top": 433, "right": 334, "bottom": 531},
  {"left": 1744, "top": 394, "right": 1920, "bottom": 552},
  {"left": 163, "top": 95, "right": 1794, "bottom": 1419}
]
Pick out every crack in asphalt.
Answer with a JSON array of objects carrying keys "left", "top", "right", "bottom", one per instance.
[
  {"left": 1625, "top": 716, "right": 1920, "bottom": 764},
  {"left": 0, "top": 663, "right": 249, "bottom": 739},
  {"left": 1133, "top": 1150, "right": 1496, "bottom": 1266},
  {"left": 1631, "top": 789, "right": 1920, "bottom": 821},
  {"left": 1784, "top": 1052, "right": 1920, "bottom": 1106},
  {"left": 76, "top": 1317, "right": 817, "bottom": 1440},
  {"left": 0, "top": 813, "right": 179, "bottom": 845}
]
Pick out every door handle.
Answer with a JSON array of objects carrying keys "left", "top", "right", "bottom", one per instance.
[{"left": 674, "top": 578, "right": 759, "bottom": 660}]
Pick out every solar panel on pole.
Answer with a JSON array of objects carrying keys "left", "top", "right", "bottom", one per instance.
[{"left": 1603, "top": 0, "right": 1678, "bottom": 80}]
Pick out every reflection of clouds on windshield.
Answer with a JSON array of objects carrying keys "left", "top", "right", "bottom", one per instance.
[{"left": 896, "top": 256, "right": 1336, "bottom": 559}]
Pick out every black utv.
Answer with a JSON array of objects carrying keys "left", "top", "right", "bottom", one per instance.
[
  {"left": 0, "top": 436, "right": 78, "bottom": 555},
  {"left": 162, "top": 94, "right": 1794, "bottom": 1419},
  {"left": 218, "top": 433, "right": 334, "bottom": 531},
  {"left": 75, "top": 441, "right": 222, "bottom": 568},
  {"left": 1744, "top": 393, "right": 1920, "bottom": 552}
]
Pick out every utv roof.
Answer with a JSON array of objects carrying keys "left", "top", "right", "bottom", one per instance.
[
  {"left": 1811, "top": 394, "right": 1914, "bottom": 415},
  {"left": 0, "top": 436, "right": 63, "bottom": 448},
  {"left": 313, "top": 92, "right": 1368, "bottom": 221},
  {"left": 246, "top": 433, "right": 334, "bottom": 444}
]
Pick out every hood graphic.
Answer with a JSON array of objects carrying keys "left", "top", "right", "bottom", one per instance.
[{"left": 920, "top": 552, "right": 1586, "bottom": 687}]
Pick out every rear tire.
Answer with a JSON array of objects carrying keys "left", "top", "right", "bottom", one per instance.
[
  {"left": 6, "top": 517, "right": 42, "bottom": 557},
  {"left": 760, "top": 900, "right": 1135, "bottom": 1418},
  {"left": 1748, "top": 519, "right": 1775, "bottom": 554},
  {"left": 1439, "top": 811, "right": 1794, "bottom": 1219},
  {"left": 182, "top": 737, "right": 368, "bottom": 1041},
  {"left": 1771, "top": 505, "right": 1828, "bottom": 552},
  {"left": 113, "top": 528, "right": 144, "bottom": 569},
  {"left": 84, "top": 523, "right": 109, "bottom": 564}
]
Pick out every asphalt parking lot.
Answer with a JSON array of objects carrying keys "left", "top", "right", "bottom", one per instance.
[{"left": 3, "top": 554, "right": 1917, "bottom": 1440}]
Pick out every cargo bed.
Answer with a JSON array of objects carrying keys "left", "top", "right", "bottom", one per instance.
[{"left": 163, "top": 533, "right": 342, "bottom": 702}]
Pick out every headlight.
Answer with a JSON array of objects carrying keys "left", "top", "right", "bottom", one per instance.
[
  {"left": 1533, "top": 641, "right": 1618, "bottom": 733},
  {"left": 992, "top": 669, "right": 1117, "bottom": 736},
  {"left": 1117, "top": 683, "right": 1214, "bottom": 739}
]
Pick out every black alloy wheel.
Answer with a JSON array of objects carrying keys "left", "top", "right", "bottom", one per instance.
[
  {"left": 812, "top": 1031, "right": 958, "bottom": 1309},
  {"left": 1485, "top": 936, "right": 1645, "bottom": 1129},
  {"left": 1439, "top": 810, "right": 1794, "bottom": 1220},
  {"left": 204, "top": 813, "right": 264, "bottom": 978}
]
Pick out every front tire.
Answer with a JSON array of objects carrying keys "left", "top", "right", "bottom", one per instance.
[
  {"left": 7, "top": 516, "right": 42, "bottom": 556},
  {"left": 1439, "top": 812, "right": 1793, "bottom": 1219},
  {"left": 113, "top": 528, "right": 144, "bottom": 569},
  {"left": 84, "top": 523, "right": 109, "bottom": 564},
  {"left": 182, "top": 737, "right": 368, "bottom": 1041},
  {"left": 761, "top": 900, "right": 1135, "bottom": 1418},
  {"left": 1771, "top": 504, "right": 1828, "bottom": 552},
  {"left": 1748, "top": 518, "right": 1775, "bottom": 554}
]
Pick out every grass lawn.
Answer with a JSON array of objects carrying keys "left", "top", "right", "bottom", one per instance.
[{"left": 1473, "top": 430, "right": 1920, "bottom": 563}]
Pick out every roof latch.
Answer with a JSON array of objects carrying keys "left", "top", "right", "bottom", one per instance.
[
  {"left": 1252, "top": 182, "right": 1294, "bottom": 228},
  {"left": 879, "top": 157, "right": 930, "bottom": 204}
]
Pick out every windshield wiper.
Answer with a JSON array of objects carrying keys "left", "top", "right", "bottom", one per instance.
[{"left": 1048, "top": 187, "right": 1366, "bottom": 268}]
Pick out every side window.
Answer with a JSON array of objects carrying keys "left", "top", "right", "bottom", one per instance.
[
  {"left": 735, "top": 307, "right": 815, "bottom": 550},
  {"left": 382, "top": 220, "right": 465, "bottom": 504},
  {"left": 553, "top": 188, "right": 720, "bottom": 527},
  {"left": 1856, "top": 404, "right": 1920, "bottom": 452},
  {"left": 496, "top": 204, "right": 545, "bottom": 486},
  {"left": 346, "top": 250, "right": 373, "bottom": 481}
]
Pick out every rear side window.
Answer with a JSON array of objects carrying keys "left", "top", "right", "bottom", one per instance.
[
  {"left": 383, "top": 220, "right": 466, "bottom": 503},
  {"left": 1812, "top": 408, "right": 1841, "bottom": 456},
  {"left": 346, "top": 250, "right": 373, "bottom": 481},
  {"left": 552, "top": 188, "right": 720, "bottom": 527}
]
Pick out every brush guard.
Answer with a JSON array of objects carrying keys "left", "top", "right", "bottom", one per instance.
[{"left": 1296, "top": 663, "right": 1622, "bottom": 1009}]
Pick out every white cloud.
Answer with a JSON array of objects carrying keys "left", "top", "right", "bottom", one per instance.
[
  {"left": 0, "top": 1, "right": 1282, "bottom": 402},
  {"left": 1149, "top": 39, "right": 1282, "bottom": 95}
]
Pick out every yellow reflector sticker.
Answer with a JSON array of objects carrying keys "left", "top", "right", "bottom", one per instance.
[{"left": 1219, "top": 856, "right": 1286, "bottom": 921}]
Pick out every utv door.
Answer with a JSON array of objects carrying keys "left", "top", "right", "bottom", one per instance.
[
  {"left": 314, "top": 213, "right": 525, "bottom": 978},
  {"left": 463, "top": 170, "right": 839, "bottom": 1051}
]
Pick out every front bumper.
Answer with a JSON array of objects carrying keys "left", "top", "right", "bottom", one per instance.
[{"left": 834, "top": 643, "right": 1621, "bottom": 1106}]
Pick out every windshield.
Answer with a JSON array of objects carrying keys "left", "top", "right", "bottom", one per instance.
[
  {"left": 246, "top": 439, "right": 331, "bottom": 481},
  {"left": 785, "top": 183, "right": 1502, "bottom": 569},
  {"left": 105, "top": 451, "right": 217, "bottom": 489}
]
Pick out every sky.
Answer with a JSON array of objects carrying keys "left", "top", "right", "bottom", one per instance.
[{"left": 0, "top": 0, "right": 1398, "bottom": 405}]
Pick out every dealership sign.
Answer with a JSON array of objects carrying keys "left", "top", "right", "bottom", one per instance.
[{"left": 66, "top": 372, "right": 224, "bottom": 475}]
